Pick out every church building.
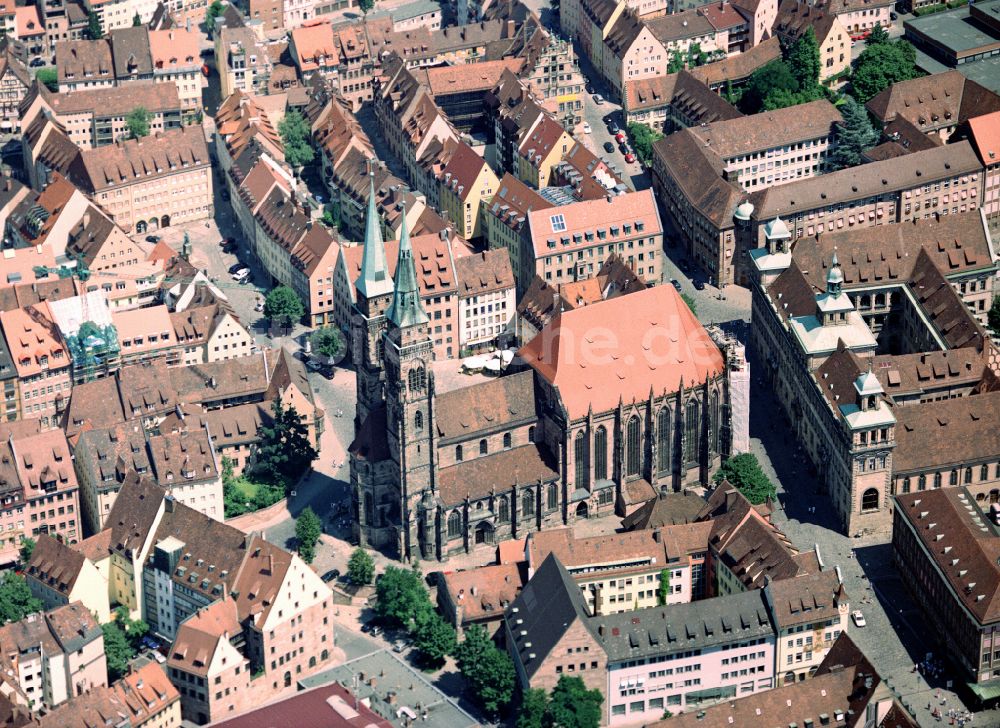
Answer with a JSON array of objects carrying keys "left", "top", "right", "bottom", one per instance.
[{"left": 349, "top": 176, "right": 740, "bottom": 561}]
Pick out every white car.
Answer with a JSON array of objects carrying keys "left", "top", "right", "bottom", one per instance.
[
  {"left": 851, "top": 610, "right": 866, "bottom": 627},
  {"left": 582, "top": 122, "right": 592, "bottom": 134},
  {"left": 231, "top": 267, "right": 251, "bottom": 282},
  {"left": 593, "top": 94, "right": 604, "bottom": 105}
]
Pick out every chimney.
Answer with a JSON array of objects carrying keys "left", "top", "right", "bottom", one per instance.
[
  {"left": 652, "top": 529, "right": 661, "bottom": 543},
  {"left": 267, "top": 553, "right": 274, "bottom": 574},
  {"left": 164, "top": 495, "right": 175, "bottom": 513}
]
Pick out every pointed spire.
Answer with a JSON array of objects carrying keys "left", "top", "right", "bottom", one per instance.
[
  {"left": 355, "top": 171, "right": 394, "bottom": 300},
  {"left": 387, "top": 209, "right": 429, "bottom": 328}
]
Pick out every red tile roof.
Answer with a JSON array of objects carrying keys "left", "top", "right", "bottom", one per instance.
[{"left": 519, "top": 285, "right": 723, "bottom": 419}]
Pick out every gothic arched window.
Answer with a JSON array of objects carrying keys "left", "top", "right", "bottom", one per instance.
[
  {"left": 861, "top": 488, "right": 879, "bottom": 512},
  {"left": 521, "top": 489, "right": 535, "bottom": 517},
  {"left": 503, "top": 432, "right": 512, "bottom": 450},
  {"left": 684, "top": 400, "right": 700, "bottom": 464},
  {"left": 455, "top": 445, "right": 463, "bottom": 462},
  {"left": 447, "top": 511, "right": 462, "bottom": 538},
  {"left": 626, "top": 415, "right": 641, "bottom": 476},
  {"left": 407, "top": 367, "right": 425, "bottom": 392},
  {"left": 711, "top": 391, "right": 720, "bottom": 453},
  {"left": 594, "top": 426, "right": 608, "bottom": 481},
  {"left": 479, "top": 439, "right": 488, "bottom": 455},
  {"left": 498, "top": 497, "right": 509, "bottom": 523},
  {"left": 547, "top": 482, "right": 559, "bottom": 510},
  {"left": 574, "top": 431, "right": 587, "bottom": 488},
  {"left": 657, "top": 407, "right": 671, "bottom": 472}
]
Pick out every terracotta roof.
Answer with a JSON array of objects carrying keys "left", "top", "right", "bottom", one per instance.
[
  {"left": 486, "top": 173, "right": 553, "bottom": 232},
  {"left": 71, "top": 127, "right": 209, "bottom": 194},
  {"left": 895, "top": 487, "right": 1000, "bottom": 625},
  {"left": 168, "top": 599, "right": 242, "bottom": 675},
  {"left": 893, "top": 390, "right": 1000, "bottom": 474},
  {"left": 518, "top": 114, "right": 569, "bottom": 165},
  {"left": 440, "top": 562, "right": 527, "bottom": 624},
  {"left": 105, "top": 474, "right": 166, "bottom": 554},
  {"left": 751, "top": 140, "right": 983, "bottom": 220},
  {"left": 114, "top": 305, "right": 178, "bottom": 354},
  {"left": 148, "top": 28, "right": 200, "bottom": 70},
  {"left": 519, "top": 285, "right": 724, "bottom": 419},
  {"left": 690, "top": 99, "right": 841, "bottom": 159},
  {"left": 417, "top": 57, "right": 524, "bottom": 95},
  {"left": 439, "top": 141, "right": 490, "bottom": 203},
  {"left": 690, "top": 35, "right": 782, "bottom": 86},
  {"left": 605, "top": 12, "right": 648, "bottom": 61},
  {"left": 967, "top": 108, "right": 1000, "bottom": 166},
  {"left": 875, "top": 348, "right": 988, "bottom": 399},
  {"left": 435, "top": 371, "right": 536, "bottom": 440},
  {"left": 25, "top": 535, "right": 85, "bottom": 596},
  {"left": 437, "top": 443, "right": 559, "bottom": 505},
  {"left": 111, "top": 661, "right": 180, "bottom": 725},
  {"left": 699, "top": 1, "right": 748, "bottom": 30},
  {"left": 908, "top": 247, "right": 985, "bottom": 350},
  {"left": 0, "top": 303, "right": 68, "bottom": 378},
  {"left": 73, "top": 530, "right": 112, "bottom": 563},
  {"left": 814, "top": 342, "right": 867, "bottom": 412},
  {"left": 866, "top": 70, "right": 1000, "bottom": 132},
  {"left": 454, "top": 249, "right": 515, "bottom": 298},
  {"left": 341, "top": 233, "right": 458, "bottom": 302},
  {"left": 774, "top": 0, "right": 840, "bottom": 44},
  {"left": 14, "top": 5, "right": 42, "bottom": 37},
  {"left": 767, "top": 258, "right": 821, "bottom": 322},
  {"left": 42, "top": 81, "right": 180, "bottom": 117}
]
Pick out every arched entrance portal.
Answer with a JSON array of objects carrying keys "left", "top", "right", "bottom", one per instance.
[
  {"left": 576, "top": 501, "right": 588, "bottom": 519},
  {"left": 475, "top": 521, "right": 494, "bottom": 545},
  {"left": 136, "top": 220, "right": 147, "bottom": 234},
  {"left": 160, "top": 215, "right": 171, "bottom": 228}
]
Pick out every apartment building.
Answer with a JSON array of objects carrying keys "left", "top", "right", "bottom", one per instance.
[
  {"left": 438, "top": 561, "right": 528, "bottom": 637},
  {"left": 623, "top": 69, "right": 743, "bottom": 134},
  {"left": 215, "top": 26, "right": 272, "bottom": 99},
  {"left": 0, "top": 335, "right": 18, "bottom": 423},
  {"left": 0, "top": 304, "right": 71, "bottom": 429},
  {"left": 506, "top": 554, "right": 778, "bottom": 725},
  {"left": 454, "top": 249, "right": 516, "bottom": 353},
  {"left": 113, "top": 306, "right": 180, "bottom": 366},
  {"left": 484, "top": 173, "right": 553, "bottom": 295},
  {"left": 19, "top": 81, "right": 183, "bottom": 150},
  {"left": 822, "top": 0, "right": 894, "bottom": 38},
  {"left": 0, "top": 603, "right": 106, "bottom": 711},
  {"left": 893, "top": 488, "right": 1000, "bottom": 698},
  {"left": 763, "top": 570, "right": 849, "bottom": 685},
  {"left": 0, "top": 49, "right": 30, "bottom": 133},
  {"left": 82, "top": 0, "right": 160, "bottom": 33},
  {"left": 516, "top": 27, "right": 585, "bottom": 129},
  {"left": 962, "top": 109, "right": 1000, "bottom": 223},
  {"left": 148, "top": 29, "right": 202, "bottom": 121},
  {"left": 24, "top": 534, "right": 111, "bottom": 622},
  {"left": 169, "top": 303, "right": 254, "bottom": 365},
  {"left": 773, "top": 2, "right": 849, "bottom": 82},
  {"left": 438, "top": 142, "right": 499, "bottom": 242},
  {"left": 56, "top": 39, "right": 115, "bottom": 92},
  {"left": 516, "top": 114, "right": 573, "bottom": 188},
  {"left": 520, "top": 189, "right": 662, "bottom": 296}
]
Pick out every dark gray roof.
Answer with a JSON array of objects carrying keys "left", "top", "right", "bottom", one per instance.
[
  {"left": 506, "top": 553, "right": 595, "bottom": 680},
  {"left": 592, "top": 588, "right": 775, "bottom": 662},
  {"left": 109, "top": 27, "right": 153, "bottom": 79},
  {"left": 0, "top": 325, "right": 15, "bottom": 382}
]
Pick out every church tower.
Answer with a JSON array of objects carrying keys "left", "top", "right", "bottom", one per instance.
[
  {"left": 383, "top": 211, "right": 435, "bottom": 561},
  {"left": 352, "top": 172, "right": 395, "bottom": 426}
]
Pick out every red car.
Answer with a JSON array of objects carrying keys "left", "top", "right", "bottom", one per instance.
[
  {"left": 615, "top": 131, "right": 627, "bottom": 143},
  {"left": 624, "top": 153, "right": 636, "bottom": 163}
]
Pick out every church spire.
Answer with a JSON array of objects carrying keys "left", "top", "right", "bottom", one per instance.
[
  {"left": 355, "top": 170, "right": 394, "bottom": 300},
  {"left": 387, "top": 209, "right": 429, "bottom": 328}
]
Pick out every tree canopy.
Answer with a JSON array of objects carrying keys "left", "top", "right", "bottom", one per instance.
[
  {"left": 19, "top": 538, "right": 35, "bottom": 564},
  {"left": 627, "top": 122, "right": 662, "bottom": 166},
  {"left": 516, "top": 689, "right": 551, "bottom": 728},
  {"left": 829, "top": 96, "right": 879, "bottom": 170},
  {"left": 348, "top": 547, "right": 375, "bottom": 585},
  {"left": 455, "top": 625, "right": 516, "bottom": 716},
  {"left": 988, "top": 296, "right": 1000, "bottom": 335},
  {"left": 125, "top": 107, "right": 150, "bottom": 139},
  {"left": 207, "top": 0, "right": 224, "bottom": 23},
  {"left": 103, "top": 607, "right": 149, "bottom": 682},
  {"left": 374, "top": 566, "right": 428, "bottom": 627},
  {"left": 358, "top": 0, "right": 375, "bottom": 15},
  {"left": 548, "top": 676, "right": 604, "bottom": 728},
  {"left": 850, "top": 40, "right": 920, "bottom": 104},
  {"left": 295, "top": 507, "right": 322, "bottom": 564},
  {"left": 132, "top": 11, "right": 142, "bottom": 25},
  {"left": 739, "top": 30, "right": 824, "bottom": 114},
  {"left": 412, "top": 608, "right": 456, "bottom": 667},
  {"left": 0, "top": 573, "right": 42, "bottom": 626},
  {"left": 253, "top": 398, "right": 317, "bottom": 487},
  {"left": 35, "top": 68, "right": 58, "bottom": 92},
  {"left": 278, "top": 110, "right": 315, "bottom": 169},
  {"left": 86, "top": 11, "right": 103, "bottom": 40},
  {"left": 657, "top": 568, "right": 670, "bottom": 606},
  {"left": 263, "top": 286, "right": 304, "bottom": 327},
  {"left": 787, "top": 27, "right": 820, "bottom": 91},
  {"left": 310, "top": 326, "right": 346, "bottom": 364},
  {"left": 865, "top": 24, "right": 890, "bottom": 46},
  {"left": 714, "top": 453, "right": 777, "bottom": 505}
]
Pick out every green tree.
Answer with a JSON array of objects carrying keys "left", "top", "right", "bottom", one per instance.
[
  {"left": 681, "top": 293, "right": 698, "bottom": 317},
  {"left": 627, "top": 122, "right": 662, "bottom": 166},
  {"left": 667, "top": 49, "right": 685, "bottom": 73},
  {"left": 516, "top": 688, "right": 550, "bottom": 728},
  {"left": 310, "top": 326, "right": 346, "bottom": 364},
  {"left": 132, "top": 11, "right": 142, "bottom": 25},
  {"left": 102, "top": 607, "right": 149, "bottom": 681},
  {"left": 455, "top": 625, "right": 515, "bottom": 716},
  {"left": 787, "top": 27, "right": 820, "bottom": 92},
  {"left": 988, "top": 295, "right": 1000, "bottom": 335},
  {"left": 207, "top": 0, "right": 224, "bottom": 22},
  {"left": 851, "top": 40, "right": 920, "bottom": 104},
  {"left": 374, "top": 566, "right": 428, "bottom": 627},
  {"left": 656, "top": 568, "right": 670, "bottom": 605},
  {"left": 253, "top": 398, "right": 317, "bottom": 487},
  {"left": 686, "top": 42, "right": 707, "bottom": 68},
  {"left": 263, "top": 285, "right": 304, "bottom": 328},
  {"left": 829, "top": 96, "right": 879, "bottom": 170},
  {"left": 321, "top": 200, "right": 341, "bottom": 231},
  {"left": 0, "top": 573, "right": 42, "bottom": 625},
  {"left": 19, "top": 538, "right": 35, "bottom": 564},
  {"left": 865, "top": 24, "right": 890, "bottom": 46},
  {"left": 714, "top": 453, "right": 777, "bottom": 505},
  {"left": 548, "top": 676, "right": 604, "bottom": 728},
  {"left": 278, "top": 110, "right": 315, "bottom": 170},
  {"left": 740, "top": 60, "right": 798, "bottom": 114},
  {"left": 412, "top": 608, "right": 455, "bottom": 668},
  {"left": 358, "top": 0, "right": 375, "bottom": 15},
  {"left": 86, "top": 11, "right": 103, "bottom": 40},
  {"left": 125, "top": 106, "right": 150, "bottom": 139},
  {"left": 295, "top": 507, "right": 322, "bottom": 564},
  {"left": 347, "top": 547, "right": 375, "bottom": 585},
  {"left": 36, "top": 68, "right": 58, "bottom": 92}
]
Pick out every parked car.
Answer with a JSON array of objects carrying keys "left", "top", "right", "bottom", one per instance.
[
  {"left": 593, "top": 93, "right": 604, "bottom": 105},
  {"left": 618, "top": 142, "right": 629, "bottom": 154},
  {"left": 694, "top": 280, "right": 706, "bottom": 291},
  {"left": 624, "top": 152, "right": 636, "bottom": 164},
  {"left": 585, "top": 82, "right": 594, "bottom": 94},
  {"left": 29, "top": 57, "right": 45, "bottom": 68},
  {"left": 146, "top": 235, "right": 161, "bottom": 243},
  {"left": 608, "top": 121, "right": 620, "bottom": 134},
  {"left": 254, "top": 299, "right": 265, "bottom": 312},
  {"left": 232, "top": 267, "right": 251, "bottom": 282},
  {"left": 392, "top": 639, "right": 407, "bottom": 653},
  {"left": 321, "top": 569, "right": 340, "bottom": 582},
  {"left": 615, "top": 131, "right": 627, "bottom": 144},
  {"left": 890, "top": 11, "right": 897, "bottom": 20},
  {"left": 306, "top": 359, "right": 324, "bottom": 372},
  {"left": 228, "top": 262, "right": 245, "bottom": 275},
  {"left": 603, "top": 141, "right": 615, "bottom": 154},
  {"left": 582, "top": 122, "right": 592, "bottom": 134},
  {"left": 851, "top": 610, "right": 866, "bottom": 627},
  {"left": 670, "top": 279, "right": 682, "bottom": 291}
]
